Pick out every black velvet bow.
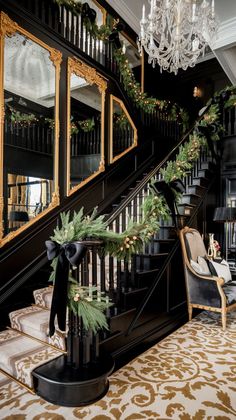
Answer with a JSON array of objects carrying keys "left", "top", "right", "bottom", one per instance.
[
  {"left": 45, "top": 240, "right": 87, "bottom": 336},
  {"left": 81, "top": 2, "right": 89, "bottom": 16},
  {"left": 109, "top": 30, "right": 122, "bottom": 49},
  {"left": 152, "top": 179, "right": 185, "bottom": 228},
  {"left": 88, "top": 8, "right": 96, "bottom": 23}
]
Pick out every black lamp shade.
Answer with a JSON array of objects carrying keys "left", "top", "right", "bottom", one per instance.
[
  {"left": 9, "top": 211, "right": 29, "bottom": 222},
  {"left": 213, "top": 207, "right": 236, "bottom": 223}
]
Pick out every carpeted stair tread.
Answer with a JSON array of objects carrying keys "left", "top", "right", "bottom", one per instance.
[
  {"left": 33, "top": 286, "right": 53, "bottom": 309},
  {"left": 0, "top": 329, "right": 63, "bottom": 389},
  {"left": 9, "top": 305, "right": 66, "bottom": 351}
]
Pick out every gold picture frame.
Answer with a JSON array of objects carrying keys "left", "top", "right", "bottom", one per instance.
[
  {"left": 109, "top": 94, "right": 138, "bottom": 164},
  {"left": 67, "top": 57, "right": 107, "bottom": 196},
  {"left": 0, "top": 11, "right": 61, "bottom": 247}
]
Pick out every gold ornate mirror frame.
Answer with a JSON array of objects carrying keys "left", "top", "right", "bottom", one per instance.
[
  {"left": 0, "top": 12, "right": 61, "bottom": 247},
  {"left": 67, "top": 57, "right": 107, "bottom": 196},
  {"left": 109, "top": 94, "right": 138, "bottom": 164}
]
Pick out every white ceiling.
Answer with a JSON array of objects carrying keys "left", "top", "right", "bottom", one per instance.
[{"left": 107, "top": 0, "right": 236, "bottom": 84}]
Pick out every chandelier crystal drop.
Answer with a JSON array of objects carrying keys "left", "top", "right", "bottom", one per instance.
[{"left": 138, "top": 0, "right": 218, "bottom": 75}]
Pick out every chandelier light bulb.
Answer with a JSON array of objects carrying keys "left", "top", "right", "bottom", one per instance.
[{"left": 138, "top": 0, "right": 218, "bottom": 75}]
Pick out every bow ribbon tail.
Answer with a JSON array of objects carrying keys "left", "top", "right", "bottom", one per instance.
[{"left": 49, "top": 250, "right": 69, "bottom": 337}]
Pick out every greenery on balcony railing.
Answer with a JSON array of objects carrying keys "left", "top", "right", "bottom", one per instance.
[{"left": 53, "top": 0, "right": 189, "bottom": 130}]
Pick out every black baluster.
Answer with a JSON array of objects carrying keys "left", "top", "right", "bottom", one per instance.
[
  {"left": 65, "top": 7, "right": 70, "bottom": 41},
  {"left": 71, "top": 12, "right": 75, "bottom": 45}
]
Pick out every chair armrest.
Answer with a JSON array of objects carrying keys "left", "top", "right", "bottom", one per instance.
[
  {"left": 187, "top": 261, "right": 225, "bottom": 286},
  {"left": 186, "top": 266, "right": 224, "bottom": 308}
]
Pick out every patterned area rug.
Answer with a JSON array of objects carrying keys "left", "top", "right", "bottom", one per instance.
[{"left": 0, "top": 311, "right": 236, "bottom": 419}]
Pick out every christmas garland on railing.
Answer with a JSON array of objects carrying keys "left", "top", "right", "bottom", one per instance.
[
  {"left": 53, "top": 0, "right": 189, "bottom": 130},
  {"left": 6, "top": 105, "right": 38, "bottom": 126},
  {"left": 54, "top": 0, "right": 113, "bottom": 40},
  {"left": 5, "top": 106, "right": 96, "bottom": 134},
  {"left": 113, "top": 49, "right": 189, "bottom": 132},
  {"left": 68, "top": 283, "right": 112, "bottom": 333}
]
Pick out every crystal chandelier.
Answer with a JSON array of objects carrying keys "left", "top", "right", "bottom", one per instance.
[{"left": 138, "top": 0, "right": 218, "bottom": 75}]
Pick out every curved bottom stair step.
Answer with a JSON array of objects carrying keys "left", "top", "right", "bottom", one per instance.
[
  {"left": 0, "top": 328, "right": 63, "bottom": 389},
  {"left": 33, "top": 286, "right": 53, "bottom": 309},
  {"left": 9, "top": 305, "right": 66, "bottom": 351}
]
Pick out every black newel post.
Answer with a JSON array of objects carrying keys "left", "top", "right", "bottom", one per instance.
[{"left": 32, "top": 240, "right": 114, "bottom": 407}]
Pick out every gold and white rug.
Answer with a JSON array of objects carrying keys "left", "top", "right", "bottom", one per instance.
[{"left": 0, "top": 311, "right": 236, "bottom": 419}]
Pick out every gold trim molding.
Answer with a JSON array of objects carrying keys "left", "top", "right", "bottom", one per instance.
[
  {"left": 0, "top": 12, "right": 61, "bottom": 247},
  {"left": 109, "top": 94, "right": 138, "bottom": 164},
  {"left": 67, "top": 57, "right": 107, "bottom": 196}
]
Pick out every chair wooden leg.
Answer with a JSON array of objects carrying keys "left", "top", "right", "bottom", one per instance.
[
  {"left": 222, "top": 310, "right": 226, "bottom": 331},
  {"left": 188, "top": 305, "right": 193, "bottom": 321}
]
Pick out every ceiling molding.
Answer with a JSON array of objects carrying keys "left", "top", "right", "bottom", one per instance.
[
  {"left": 210, "top": 17, "right": 236, "bottom": 84},
  {"left": 211, "top": 17, "right": 236, "bottom": 50},
  {"left": 107, "top": 0, "right": 140, "bottom": 35},
  {"left": 212, "top": 48, "right": 236, "bottom": 85}
]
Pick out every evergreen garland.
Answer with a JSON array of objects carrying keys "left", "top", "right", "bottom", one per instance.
[
  {"left": 78, "top": 117, "right": 95, "bottom": 132},
  {"left": 53, "top": 0, "right": 189, "bottom": 130},
  {"left": 113, "top": 112, "right": 129, "bottom": 129},
  {"left": 68, "top": 284, "right": 112, "bottom": 333},
  {"left": 54, "top": 0, "right": 113, "bottom": 40},
  {"left": 6, "top": 106, "right": 95, "bottom": 134},
  {"left": 6, "top": 106, "right": 38, "bottom": 126},
  {"left": 113, "top": 49, "right": 189, "bottom": 131}
]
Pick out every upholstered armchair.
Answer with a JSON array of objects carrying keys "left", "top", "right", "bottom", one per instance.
[{"left": 179, "top": 226, "right": 236, "bottom": 330}]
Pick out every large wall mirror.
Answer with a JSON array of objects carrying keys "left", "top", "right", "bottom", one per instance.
[
  {"left": 67, "top": 57, "right": 107, "bottom": 196},
  {"left": 110, "top": 95, "right": 137, "bottom": 164},
  {"left": 0, "top": 12, "right": 61, "bottom": 247}
]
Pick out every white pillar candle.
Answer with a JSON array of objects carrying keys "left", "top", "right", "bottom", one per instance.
[
  {"left": 192, "top": 2, "right": 196, "bottom": 21},
  {"left": 211, "top": 0, "right": 215, "bottom": 16},
  {"left": 142, "top": 4, "right": 146, "bottom": 20},
  {"left": 150, "top": 0, "right": 154, "bottom": 15}
]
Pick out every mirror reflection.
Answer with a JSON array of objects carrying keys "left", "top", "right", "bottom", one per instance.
[
  {"left": 81, "top": 0, "right": 106, "bottom": 26},
  {"left": 68, "top": 59, "right": 106, "bottom": 195},
  {"left": 119, "top": 33, "right": 141, "bottom": 69},
  {"left": 119, "top": 33, "right": 143, "bottom": 89},
  {"left": 3, "top": 32, "right": 56, "bottom": 238},
  {"left": 110, "top": 95, "right": 137, "bottom": 163}
]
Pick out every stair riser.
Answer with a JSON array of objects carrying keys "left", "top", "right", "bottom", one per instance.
[
  {"left": 201, "top": 161, "right": 215, "bottom": 170},
  {"left": 119, "top": 287, "right": 148, "bottom": 310},
  {"left": 187, "top": 185, "right": 206, "bottom": 196},
  {"left": 181, "top": 195, "right": 200, "bottom": 206},
  {"left": 192, "top": 177, "right": 209, "bottom": 187},
  {"left": 135, "top": 254, "right": 167, "bottom": 271},
  {"left": 198, "top": 169, "right": 212, "bottom": 179}
]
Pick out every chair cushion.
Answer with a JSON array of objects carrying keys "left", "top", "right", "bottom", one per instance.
[
  {"left": 190, "top": 258, "right": 211, "bottom": 275},
  {"left": 208, "top": 259, "right": 232, "bottom": 283},
  {"left": 197, "top": 256, "right": 211, "bottom": 275}
]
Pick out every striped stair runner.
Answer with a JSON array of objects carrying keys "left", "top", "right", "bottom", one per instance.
[{"left": 0, "top": 286, "right": 64, "bottom": 390}]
